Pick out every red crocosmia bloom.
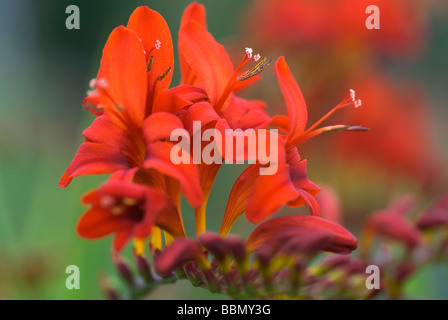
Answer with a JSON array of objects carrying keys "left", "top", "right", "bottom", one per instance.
[
  {"left": 246, "top": 215, "right": 358, "bottom": 255},
  {"left": 77, "top": 180, "right": 186, "bottom": 254},
  {"left": 316, "top": 185, "right": 342, "bottom": 224},
  {"left": 59, "top": 7, "right": 202, "bottom": 209},
  {"left": 174, "top": 2, "right": 273, "bottom": 234},
  {"left": 219, "top": 57, "right": 365, "bottom": 236}
]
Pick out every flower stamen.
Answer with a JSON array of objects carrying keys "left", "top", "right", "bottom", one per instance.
[
  {"left": 157, "top": 66, "right": 172, "bottom": 81},
  {"left": 304, "top": 89, "right": 362, "bottom": 135},
  {"left": 147, "top": 56, "right": 154, "bottom": 73},
  {"left": 215, "top": 48, "right": 270, "bottom": 113}
]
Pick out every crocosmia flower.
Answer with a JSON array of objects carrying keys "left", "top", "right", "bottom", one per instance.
[
  {"left": 78, "top": 181, "right": 185, "bottom": 253},
  {"left": 59, "top": 7, "right": 203, "bottom": 210}
]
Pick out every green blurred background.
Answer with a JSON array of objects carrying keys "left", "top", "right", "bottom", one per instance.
[{"left": 0, "top": 0, "right": 447, "bottom": 299}]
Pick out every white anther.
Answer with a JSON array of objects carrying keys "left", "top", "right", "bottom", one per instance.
[
  {"left": 354, "top": 99, "right": 362, "bottom": 108},
  {"left": 155, "top": 40, "right": 162, "bottom": 50},
  {"left": 245, "top": 47, "right": 253, "bottom": 59},
  {"left": 96, "top": 78, "right": 109, "bottom": 89},
  {"left": 349, "top": 89, "right": 356, "bottom": 101}
]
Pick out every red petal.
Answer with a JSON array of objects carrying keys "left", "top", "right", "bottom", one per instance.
[
  {"left": 246, "top": 164, "right": 301, "bottom": 224},
  {"left": 59, "top": 115, "right": 142, "bottom": 187},
  {"left": 275, "top": 57, "right": 308, "bottom": 148},
  {"left": 77, "top": 207, "right": 133, "bottom": 239},
  {"left": 215, "top": 118, "right": 287, "bottom": 165},
  {"left": 96, "top": 26, "right": 147, "bottom": 126},
  {"left": 219, "top": 163, "right": 299, "bottom": 236},
  {"left": 287, "top": 148, "right": 320, "bottom": 193},
  {"left": 143, "top": 112, "right": 185, "bottom": 144},
  {"left": 144, "top": 141, "right": 203, "bottom": 208},
  {"left": 179, "top": 20, "right": 233, "bottom": 106},
  {"left": 262, "top": 115, "right": 290, "bottom": 134},
  {"left": 179, "top": 101, "right": 220, "bottom": 134},
  {"left": 180, "top": 2, "right": 206, "bottom": 28},
  {"left": 113, "top": 230, "right": 133, "bottom": 252},
  {"left": 219, "top": 164, "right": 261, "bottom": 236},
  {"left": 365, "top": 210, "right": 421, "bottom": 247},
  {"left": 287, "top": 188, "right": 321, "bottom": 216},
  {"left": 179, "top": 2, "right": 207, "bottom": 86},
  {"left": 221, "top": 96, "right": 270, "bottom": 130},
  {"left": 169, "top": 85, "right": 208, "bottom": 105},
  {"left": 59, "top": 142, "right": 128, "bottom": 188},
  {"left": 152, "top": 89, "right": 192, "bottom": 114},
  {"left": 127, "top": 7, "right": 174, "bottom": 113},
  {"left": 286, "top": 148, "right": 321, "bottom": 215},
  {"left": 143, "top": 187, "right": 186, "bottom": 239}
]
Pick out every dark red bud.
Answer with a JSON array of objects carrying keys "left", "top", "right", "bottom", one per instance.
[{"left": 154, "top": 238, "right": 208, "bottom": 277}]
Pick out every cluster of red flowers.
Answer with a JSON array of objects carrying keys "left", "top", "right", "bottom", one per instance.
[{"left": 60, "top": 3, "right": 363, "bottom": 263}]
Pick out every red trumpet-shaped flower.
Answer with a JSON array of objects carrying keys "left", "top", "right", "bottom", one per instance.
[
  {"left": 219, "top": 57, "right": 366, "bottom": 235},
  {"left": 59, "top": 7, "right": 202, "bottom": 209},
  {"left": 77, "top": 180, "right": 185, "bottom": 253},
  {"left": 175, "top": 2, "right": 273, "bottom": 234},
  {"left": 361, "top": 208, "right": 422, "bottom": 255}
]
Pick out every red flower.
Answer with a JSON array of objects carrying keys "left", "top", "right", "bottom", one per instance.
[
  {"left": 177, "top": 3, "right": 356, "bottom": 235},
  {"left": 77, "top": 180, "right": 185, "bottom": 253},
  {"left": 362, "top": 208, "right": 422, "bottom": 252},
  {"left": 59, "top": 7, "right": 202, "bottom": 208},
  {"left": 173, "top": 2, "right": 273, "bottom": 234},
  {"left": 219, "top": 57, "right": 365, "bottom": 235}
]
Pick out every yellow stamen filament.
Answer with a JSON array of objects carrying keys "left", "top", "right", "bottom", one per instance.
[{"left": 134, "top": 237, "right": 145, "bottom": 256}]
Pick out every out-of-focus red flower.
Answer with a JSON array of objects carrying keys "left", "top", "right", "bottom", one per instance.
[
  {"left": 363, "top": 208, "right": 422, "bottom": 249},
  {"left": 77, "top": 181, "right": 185, "bottom": 253},
  {"left": 316, "top": 186, "right": 342, "bottom": 224},
  {"left": 335, "top": 72, "right": 442, "bottom": 187},
  {"left": 246, "top": 0, "right": 427, "bottom": 57}
]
